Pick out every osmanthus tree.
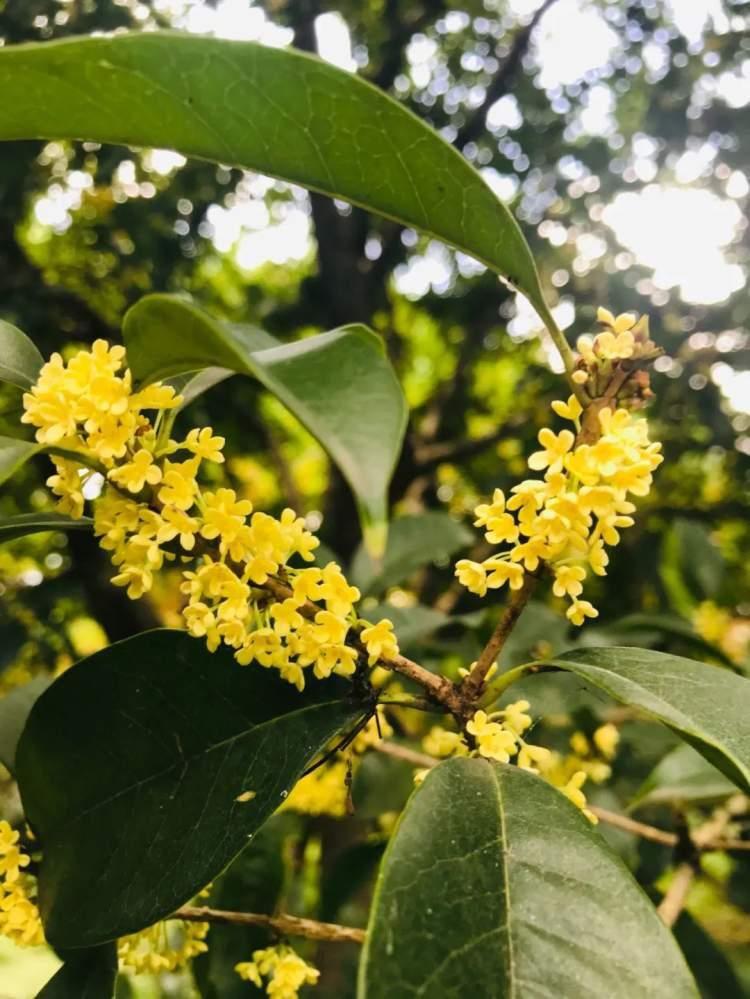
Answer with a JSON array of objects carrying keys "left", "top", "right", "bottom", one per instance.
[{"left": 0, "top": 28, "right": 748, "bottom": 999}]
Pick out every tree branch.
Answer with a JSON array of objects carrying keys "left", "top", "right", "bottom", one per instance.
[
  {"left": 175, "top": 905, "right": 365, "bottom": 944},
  {"left": 261, "top": 575, "right": 463, "bottom": 714},
  {"left": 656, "top": 862, "right": 695, "bottom": 928},
  {"left": 454, "top": 0, "right": 559, "bottom": 150},
  {"left": 459, "top": 572, "right": 539, "bottom": 703},
  {"left": 375, "top": 741, "right": 438, "bottom": 769}
]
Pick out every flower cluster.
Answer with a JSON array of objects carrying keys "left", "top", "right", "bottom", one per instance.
[
  {"left": 456, "top": 394, "right": 662, "bottom": 624},
  {"left": 573, "top": 307, "right": 659, "bottom": 394},
  {"left": 236, "top": 944, "right": 319, "bottom": 999},
  {"left": 0, "top": 821, "right": 44, "bottom": 947},
  {"left": 0, "top": 818, "right": 210, "bottom": 971},
  {"left": 22, "top": 342, "right": 399, "bottom": 688},
  {"left": 693, "top": 600, "right": 750, "bottom": 665},
  {"left": 538, "top": 723, "right": 620, "bottom": 824},
  {"left": 117, "top": 918, "right": 210, "bottom": 974},
  {"left": 422, "top": 704, "right": 603, "bottom": 823}
]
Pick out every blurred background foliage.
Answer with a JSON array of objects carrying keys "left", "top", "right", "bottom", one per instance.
[{"left": 0, "top": 0, "right": 748, "bottom": 995}]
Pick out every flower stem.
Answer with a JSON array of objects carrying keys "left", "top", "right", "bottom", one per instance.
[
  {"left": 536, "top": 300, "right": 587, "bottom": 404},
  {"left": 460, "top": 573, "right": 538, "bottom": 704},
  {"left": 174, "top": 905, "right": 365, "bottom": 944}
]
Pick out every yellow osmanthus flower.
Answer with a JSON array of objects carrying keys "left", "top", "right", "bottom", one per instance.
[
  {"left": 0, "top": 821, "right": 44, "bottom": 948},
  {"left": 360, "top": 619, "right": 399, "bottom": 665},
  {"left": 466, "top": 709, "right": 518, "bottom": 762},
  {"left": 22, "top": 342, "right": 399, "bottom": 689},
  {"left": 560, "top": 771, "right": 598, "bottom": 824},
  {"left": 423, "top": 703, "right": 603, "bottom": 823},
  {"left": 117, "top": 918, "right": 209, "bottom": 974},
  {"left": 456, "top": 379, "right": 662, "bottom": 624},
  {"left": 692, "top": 601, "right": 750, "bottom": 664},
  {"left": 282, "top": 760, "right": 351, "bottom": 818},
  {"left": 538, "top": 724, "right": 621, "bottom": 806},
  {"left": 236, "top": 944, "right": 319, "bottom": 999}
]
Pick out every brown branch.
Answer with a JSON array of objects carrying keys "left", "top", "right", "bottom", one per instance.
[
  {"left": 261, "top": 575, "right": 462, "bottom": 714},
  {"left": 657, "top": 800, "right": 740, "bottom": 927},
  {"left": 657, "top": 862, "right": 695, "bottom": 928},
  {"left": 175, "top": 905, "right": 365, "bottom": 944},
  {"left": 589, "top": 807, "right": 678, "bottom": 847},
  {"left": 460, "top": 572, "right": 539, "bottom": 703},
  {"left": 375, "top": 741, "right": 438, "bottom": 769},
  {"left": 454, "top": 0, "right": 559, "bottom": 149}
]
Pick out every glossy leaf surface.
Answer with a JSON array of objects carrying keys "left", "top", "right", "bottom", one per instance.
[
  {"left": 0, "top": 33, "right": 547, "bottom": 313},
  {"left": 0, "top": 435, "right": 41, "bottom": 486},
  {"left": 17, "top": 630, "right": 363, "bottom": 948},
  {"left": 0, "top": 319, "right": 43, "bottom": 389},
  {"left": 360, "top": 757, "right": 697, "bottom": 998},
  {"left": 124, "top": 295, "right": 407, "bottom": 548},
  {"left": 0, "top": 512, "right": 93, "bottom": 542},
  {"left": 547, "top": 647, "right": 750, "bottom": 793},
  {"left": 632, "top": 743, "right": 737, "bottom": 809}
]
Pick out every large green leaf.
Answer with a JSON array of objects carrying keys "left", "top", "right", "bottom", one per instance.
[
  {"left": 123, "top": 295, "right": 407, "bottom": 551},
  {"left": 0, "top": 675, "right": 51, "bottom": 773},
  {"left": 0, "top": 319, "right": 43, "bottom": 389},
  {"left": 0, "top": 32, "right": 548, "bottom": 317},
  {"left": 16, "top": 629, "right": 364, "bottom": 949},
  {"left": 193, "top": 817, "right": 290, "bottom": 999},
  {"left": 673, "top": 912, "right": 744, "bottom": 999},
  {"left": 603, "top": 613, "right": 738, "bottom": 670},
  {"left": 37, "top": 944, "right": 117, "bottom": 999},
  {"left": 359, "top": 757, "right": 697, "bottom": 998},
  {"left": 544, "top": 647, "right": 750, "bottom": 794},
  {"left": 0, "top": 434, "right": 41, "bottom": 485},
  {"left": 350, "top": 512, "right": 473, "bottom": 595},
  {"left": 0, "top": 512, "right": 93, "bottom": 543},
  {"left": 631, "top": 743, "right": 737, "bottom": 810}
]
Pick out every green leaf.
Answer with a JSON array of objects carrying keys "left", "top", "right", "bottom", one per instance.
[
  {"left": 0, "top": 319, "right": 44, "bottom": 390},
  {"left": 123, "top": 295, "right": 407, "bottom": 551},
  {"left": 0, "top": 434, "right": 41, "bottom": 486},
  {"left": 193, "top": 817, "right": 289, "bottom": 999},
  {"left": 673, "top": 911, "right": 744, "bottom": 999},
  {"left": 631, "top": 743, "right": 737, "bottom": 810},
  {"left": 122, "top": 298, "right": 278, "bottom": 383},
  {"left": 320, "top": 839, "right": 385, "bottom": 924},
  {"left": 605, "top": 613, "right": 738, "bottom": 670},
  {"left": 350, "top": 512, "right": 473, "bottom": 594},
  {"left": 37, "top": 944, "right": 117, "bottom": 999},
  {"left": 359, "top": 758, "right": 697, "bottom": 998},
  {"left": 545, "top": 647, "right": 750, "bottom": 794},
  {"left": 661, "top": 519, "right": 725, "bottom": 614},
  {"left": 16, "top": 629, "right": 364, "bottom": 949},
  {"left": 0, "top": 32, "right": 548, "bottom": 316},
  {"left": 351, "top": 747, "right": 415, "bottom": 819},
  {"left": 0, "top": 512, "right": 93, "bottom": 543},
  {"left": 167, "top": 367, "right": 235, "bottom": 411},
  {"left": 0, "top": 675, "right": 51, "bottom": 773}
]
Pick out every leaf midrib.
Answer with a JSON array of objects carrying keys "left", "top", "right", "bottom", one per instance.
[{"left": 491, "top": 765, "right": 516, "bottom": 999}]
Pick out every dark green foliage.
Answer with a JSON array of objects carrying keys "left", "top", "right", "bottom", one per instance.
[
  {"left": 361, "top": 758, "right": 698, "bottom": 998},
  {"left": 17, "top": 630, "right": 365, "bottom": 947}
]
